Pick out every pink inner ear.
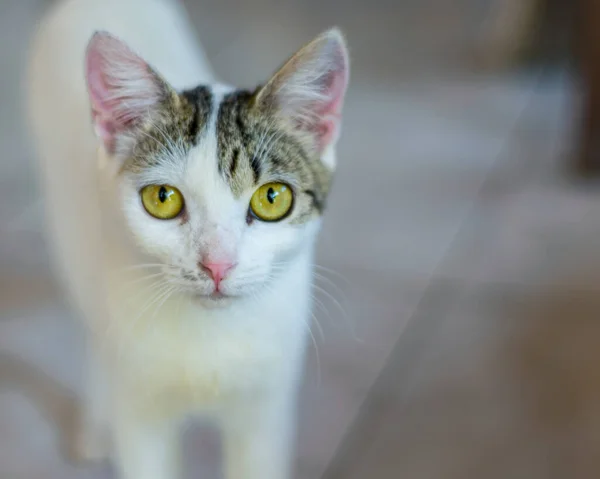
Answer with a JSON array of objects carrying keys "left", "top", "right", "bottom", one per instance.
[
  {"left": 312, "top": 67, "right": 348, "bottom": 149},
  {"left": 87, "top": 47, "right": 120, "bottom": 151},
  {"left": 283, "top": 33, "right": 349, "bottom": 152},
  {"left": 292, "top": 58, "right": 348, "bottom": 152},
  {"left": 85, "top": 33, "right": 162, "bottom": 152}
]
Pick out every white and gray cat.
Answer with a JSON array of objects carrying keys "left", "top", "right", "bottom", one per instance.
[{"left": 26, "top": 0, "right": 349, "bottom": 478}]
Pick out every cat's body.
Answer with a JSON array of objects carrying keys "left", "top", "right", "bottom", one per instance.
[{"left": 26, "top": 1, "right": 349, "bottom": 478}]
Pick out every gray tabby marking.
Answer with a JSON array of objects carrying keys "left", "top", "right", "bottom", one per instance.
[{"left": 125, "top": 85, "right": 331, "bottom": 224}]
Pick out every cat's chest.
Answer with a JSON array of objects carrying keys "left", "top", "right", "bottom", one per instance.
[{"left": 110, "top": 297, "right": 306, "bottom": 413}]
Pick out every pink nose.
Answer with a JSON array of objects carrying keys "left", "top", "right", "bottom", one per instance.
[{"left": 199, "top": 262, "right": 235, "bottom": 290}]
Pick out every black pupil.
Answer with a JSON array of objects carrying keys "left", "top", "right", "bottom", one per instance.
[
  {"left": 267, "top": 187, "right": 277, "bottom": 204},
  {"left": 158, "top": 187, "right": 168, "bottom": 203}
]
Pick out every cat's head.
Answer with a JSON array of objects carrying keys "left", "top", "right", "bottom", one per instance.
[{"left": 85, "top": 29, "right": 349, "bottom": 306}]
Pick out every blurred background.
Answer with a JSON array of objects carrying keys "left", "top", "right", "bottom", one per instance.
[{"left": 3, "top": 0, "right": 600, "bottom": 477}]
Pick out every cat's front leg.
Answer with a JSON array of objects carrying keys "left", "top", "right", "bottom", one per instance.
[
  {"left": 70, "top": 336, "right": 111, "bottom": 463},
  {"left": 222, "top": 388, "right": 297, "bottom": 479},
  {"left": 112, "top": 392, "right": 182, "bottom": 479}
]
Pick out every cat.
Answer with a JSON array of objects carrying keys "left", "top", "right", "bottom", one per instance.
[{"left": 25, "top": 0, "right": 349, "bottom": 478}]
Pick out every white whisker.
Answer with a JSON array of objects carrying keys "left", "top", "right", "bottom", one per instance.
[
  {"left": 118, "top": 263, "right": 165, "bottom": 272},
  {"left": 120, "top": 281, "right": 175, "bottom": 352},
  {"left": 309, "top": 305, "right": 326, "bottom": 342},
  {"left": 313, "top": 264, "right": 351, "bottom": 286},
  {"left": 306, "top": 312, "right": 322, "bottom": 386},
  {"left": 309, "top": 293, "right": 330, "bottom": 340},
  {"left": 259, "top": 272, "right": 322, "bottom": 385},
  {"left": 120, "top": 271, "right": 166, "bottom": 289},
  {"left": 313, "top": 271, "right": 347, "bottom": 299}
]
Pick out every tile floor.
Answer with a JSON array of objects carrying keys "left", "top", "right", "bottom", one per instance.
[{"left": 2, "top": 1, "right": 600, "bottom": 478}]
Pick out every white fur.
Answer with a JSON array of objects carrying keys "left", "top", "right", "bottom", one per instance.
[{"left": 25, "top": 1, "right": 342, "bottom": 479}]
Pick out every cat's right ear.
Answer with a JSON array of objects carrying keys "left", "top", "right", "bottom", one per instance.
[
  {"left": 85, "top": 32, "right": 170, "bottom": 154},
  {"left": 253, "top": 28, "right": 349, "bottom": 160}
]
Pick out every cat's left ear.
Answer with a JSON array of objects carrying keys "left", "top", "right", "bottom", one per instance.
[
  {"left": 254, "top": 28, "right": 349, "bottom": 161},
  {"left": 85, "top": 31, "right": 173, "bottom": 155}
]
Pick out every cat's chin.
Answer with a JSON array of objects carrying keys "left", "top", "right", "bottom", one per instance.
[{"left": 189, "top": 291, "right": 237, "bottom": 309}]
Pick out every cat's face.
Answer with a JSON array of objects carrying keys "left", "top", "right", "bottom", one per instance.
[
  {"left": 118, "top": 86, "right": 333, "bottom": 303},
  {"left": 86, "top": 29, "right": 348, "bottom": 305}
]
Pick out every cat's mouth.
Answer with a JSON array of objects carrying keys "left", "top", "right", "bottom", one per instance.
[
  {"left": 207, "top": 291, "right": 228, "bottom": 300},
  {"left": 190, "top": 290, "right": 236, "bottom": 308},
  {"left": 187, "top": 288, "right": 230, "bottom": 299},
  {"left": 167, "top": 268, "right": 259, "bottom": 305},
  {"left": 165, "top": 270, "right": 238, "bottom": 302}
]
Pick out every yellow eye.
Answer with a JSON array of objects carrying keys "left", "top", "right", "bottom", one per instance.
[
  {"left": 141, "top": 185, "right": 184, "bottom": 220},
  {"left": 250, "top": 182, "right": 294, "bottom": 222}
]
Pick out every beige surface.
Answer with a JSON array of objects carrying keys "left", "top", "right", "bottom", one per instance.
[{"left": 1, "top": 1, "right": 597, "bottom": 478}]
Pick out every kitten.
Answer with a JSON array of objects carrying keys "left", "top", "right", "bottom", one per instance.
[{"left": 26, "top": 0, "right": 349, "bottom": 478}]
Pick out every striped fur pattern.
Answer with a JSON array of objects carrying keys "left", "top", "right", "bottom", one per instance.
[
  {"left": 121, "top": 85, "right": 332, "bottom": 226},
  {"left": 85, "top": 28, "right": 349, "bottom": 232}
]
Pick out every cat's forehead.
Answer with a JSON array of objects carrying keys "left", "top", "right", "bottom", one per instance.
[
  {"left": 182, "top": 86, "right": 236, "bottom": 212},
  {"left": 213, "top": 87, "right": 328, "bottom": 199},
  {"left": 124, "top": 84, "right": 331, "bottom": 219}
]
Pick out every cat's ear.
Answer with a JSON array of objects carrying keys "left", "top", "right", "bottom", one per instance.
[
  {"left": 85, "top": 31, "right": 171, "bottom": 154},
  {"left": 254, "top": 28, "right": 349, "bottom": 155}
]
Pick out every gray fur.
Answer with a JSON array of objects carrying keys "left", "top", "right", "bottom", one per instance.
[{"left": 123, "top": 85, "right": 331, "bottom": 224}]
